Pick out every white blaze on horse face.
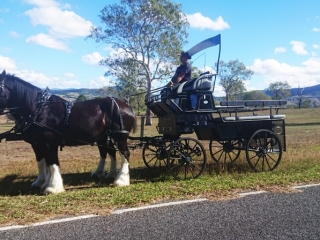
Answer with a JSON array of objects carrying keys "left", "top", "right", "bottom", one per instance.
[
  {"left": 43, "top": 164, "right": 65, "bottom": 194},
  {"left": 31, "top": 158, "right": 47, "bottom": 188},
  {"left": 114, "top": 153, "right": 130, "bottom": 187},
  {"left": 105, "top": 156, "right": 117, "bottom": 180},
  {"left": 92, "top": 157, "right": 106, "bottom": 178}
]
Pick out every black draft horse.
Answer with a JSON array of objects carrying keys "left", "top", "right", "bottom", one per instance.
[{"left": 0, "top": 70, "right": 136, "bottom": 194}]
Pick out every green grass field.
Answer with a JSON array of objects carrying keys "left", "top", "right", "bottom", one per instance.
[{"left": 0, "top": 108, "right": 320, "bottom": 226}]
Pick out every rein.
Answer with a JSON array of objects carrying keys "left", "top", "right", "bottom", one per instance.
[{"left": 0, "top": 106, "right": 23, "bottom": 115}]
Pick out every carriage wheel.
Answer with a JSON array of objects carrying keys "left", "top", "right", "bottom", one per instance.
[
  {"left": 167, "top": 137, "right": 207, "bottom": 180},
  {"left": 142, "top": 137, "right": 170, "bottom": 169},
  {"left": 246, "top": 129, "right": 282, "bottom": 172},
  {"left": 209, "top": 140, "right": 241, "bottom": 163}
]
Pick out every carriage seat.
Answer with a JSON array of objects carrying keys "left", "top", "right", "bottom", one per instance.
[{"left": 170, "top": 72, "right": 213, "bottom": 97}]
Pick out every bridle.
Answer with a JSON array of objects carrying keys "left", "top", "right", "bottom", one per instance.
[
  {"left": 0, "top": 74, "right": 8, "bottom": 99},
  {"left": 0, "top": 73, "right": 22, "bottom": 114}
]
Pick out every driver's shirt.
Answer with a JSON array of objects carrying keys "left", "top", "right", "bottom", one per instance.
[{"left": 171, "top": 63, "right": 191, "bottom": 84}]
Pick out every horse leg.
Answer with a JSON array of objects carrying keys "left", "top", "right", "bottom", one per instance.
[
  {"left": 91, "top": 146, "right": 107, "bottom": 178},
  {"left": 105, "top": 141, "right": 117, "bottom": 180},
  {"left": 31, "top": 144, "right": 47, "bottom": 188},
  {"left": 114, "top": 139, "right": 130, "bottom": 187},
  {"left": 42, "top": 145, "right": 65, "bottom": 194}
]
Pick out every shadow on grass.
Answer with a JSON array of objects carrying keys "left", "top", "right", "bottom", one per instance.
[
  {"left": 0, "top": 166, "right": 171, "bottom": 196},
  {"left": 0, "top": 162, "right": 255, "bottom": 196}
]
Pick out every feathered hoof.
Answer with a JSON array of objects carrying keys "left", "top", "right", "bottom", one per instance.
[
  {"left": 113, "top": 173, "right": 130, "bottom": 187},
  {"left": 43, "top": 187, "right": 65, "bottom": 195}
]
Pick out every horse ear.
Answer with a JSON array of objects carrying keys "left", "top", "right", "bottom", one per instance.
[{"left": 1, "top": 70, "right": 6, "bottom": 79}]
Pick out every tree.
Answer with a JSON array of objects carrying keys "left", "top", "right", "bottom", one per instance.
[
  {"left": 267, "top": 81, "right": 291, "bottom": 100},
  {"left": 88, "top": 0, "right": 189, "bottom": 125},
  {"left": 217, "top": 60, "right": 254, "bottom": 101},
  {"left": 75, "top": 94, "right": 87, "bottom": 102},
  {"left": 300, "top": 99, "right": 312, "bottom": 108},
  {"left": 243, "top": 90, "right": 271, "bottom": 100}
]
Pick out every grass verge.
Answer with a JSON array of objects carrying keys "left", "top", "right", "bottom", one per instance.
[{"left": 1, "top": 108, "right": 320, "bottom": 226}]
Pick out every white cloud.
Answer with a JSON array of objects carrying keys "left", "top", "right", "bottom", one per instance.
[
  {"left": 0, "top": 55, "right": 18, "bottom": 72},
  {"left": 313, "top": 44, "right": 319, "bottom": 49},
  {"left": 249, "top": 58, "right": 320, "bottom": 88},
  {"left": 274, "top": 47, "right": 286, "bottom": 54},
  {"left": 186, "top": 13, "right": 230, "bottom": 30},
  {"left": 64, "top": 72, "right": 75, "bottom": 78},
  {"left": 17, "top": 70, "right": 52, "bottom": 87},
  {"left": 25, "top": 6, "right": 92, "bottom": 38},
  {"left": 9, "top": 31, "right": 21, "bottom": 38},
  {"left": 82, "top": 52, "right": 104, "bottom": 65},
  {"left": 290, "top": 41, "right": 308, "bottom": 55},
  {"left": 23, "top": 0, "right": 93, "bottom": 50},
  {"left": 14, "top": 70, "right": 82, "bottom": 89},
  {"left": 88, "top": 76, "right": 112, "bottom": 88},
  {"left": 24, "top": 0, "right": 59, "bottom": 8},
  {"left": 312, "top": 27, "right": 320, "bottom": 32},
  {"left": 26, "top": 33, "right": 69, "bottom": 51}
]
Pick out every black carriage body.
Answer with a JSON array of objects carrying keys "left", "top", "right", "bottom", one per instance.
[
  {"left": 146, "top": 78, "right": 287, "bottom": 152},
  {"left": 195, "top": 118, "right": 286, "bottom": 151}
]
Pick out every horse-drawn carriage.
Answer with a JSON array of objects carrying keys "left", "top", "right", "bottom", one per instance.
[
  {"left": 135, "top": 34, "right": 287, "bottom": 180},
  {"left": 0, "top": 34, "right": 287, "bottom": 194}
]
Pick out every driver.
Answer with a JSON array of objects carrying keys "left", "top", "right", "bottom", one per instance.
[{"left": 167, "top": 51, "right": 192, "bottom": 87}]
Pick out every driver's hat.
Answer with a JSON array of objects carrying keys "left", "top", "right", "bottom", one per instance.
[{"left": 180, "top": 51, "right": 191, "bottom": 59}]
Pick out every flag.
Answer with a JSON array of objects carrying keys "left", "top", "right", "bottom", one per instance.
[{"left": 187, "top": 34, "right": 221, "bottom": 57}]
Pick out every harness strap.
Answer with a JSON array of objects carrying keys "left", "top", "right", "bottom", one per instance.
[
  {"left": 64, "top": 101, "right": 73, "bottom": 125},
  {"left": 107, "top": 97, "right": 129, "bottom": 135}
]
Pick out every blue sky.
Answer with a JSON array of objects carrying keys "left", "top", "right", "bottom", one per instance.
[{"left": 1, "top": 0, "right": 320, "bottom": 96}]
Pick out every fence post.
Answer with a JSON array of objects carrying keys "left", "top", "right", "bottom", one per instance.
[{"left": 140, "top": 116, "right": 145, "bottom": 138}]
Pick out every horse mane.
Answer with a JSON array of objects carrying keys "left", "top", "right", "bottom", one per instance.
[{"left": 7, "top": 74, "right": 41, "bottom": 112}]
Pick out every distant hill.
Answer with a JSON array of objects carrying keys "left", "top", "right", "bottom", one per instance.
[
  {"left": 50, "top": 83, "right": 320, "bottom": 103},
  {"left": 290, "top": 84, "right": 320, "bottom": 97},
  {"left": 261, "top": 84, "right": 320, "bottom": 99}
]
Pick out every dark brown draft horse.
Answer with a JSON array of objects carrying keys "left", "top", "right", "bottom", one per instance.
[{"left": 0, "top": 70, "right": 136, "bottom": 194}]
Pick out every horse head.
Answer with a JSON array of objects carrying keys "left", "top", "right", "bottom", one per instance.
[{"left": 0, "top": 70, "right": 9, "bottom": 113}]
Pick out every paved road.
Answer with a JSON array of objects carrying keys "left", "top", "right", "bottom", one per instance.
[{"left": 1, "top": 185, "right": 320, "bottom": 240}]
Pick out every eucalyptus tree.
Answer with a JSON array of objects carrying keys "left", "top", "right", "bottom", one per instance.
[
  {"left": 217, "top": 60, "right": 254, "bottom": 101},
  {"left": 88, "top": 0, "right": 189, "bottom": 125},
  {"left": 267, "top": 81, "right": 291, "bottom": 100}
]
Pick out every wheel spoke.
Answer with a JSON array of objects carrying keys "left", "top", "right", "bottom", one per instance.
[
  {"left": 189, "top": 161, "right": 202, "bottom": 172},
  {"left": 264, "top": 155, "right": 272, "bottom": 171},
  {"left": 146, "top": 155, "right": 157, "bottom": 164},
  {"left": 253, "top": 155, "right": 261, "bottom": 169},
  {"left": 171, "top": 162, "right": 184, "bottom": 176},
  {"left": 246, "top": 129, "right": 283, "bottom": 172},
  {"left": 168, "top": 138, "right": 206, "bottom": 180},
  {"left": 265, "top": 152, "right": 278, "bottom": 164}
]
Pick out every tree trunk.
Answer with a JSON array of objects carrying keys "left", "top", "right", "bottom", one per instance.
[
  {"left": 145, "top": 107, "right": 152, "bottom": 125},
  {"left": 145, "top": 77, "right": 152, "bottom": 126}
]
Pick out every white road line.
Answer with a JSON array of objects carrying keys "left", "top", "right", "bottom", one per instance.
[
  {"left": 0, "top": 225, "right": 25, "bottom": 231},
  {"left": 238, "top": 190, "right": 267, "bottom": 197},
  {"left": 2, "top": 183, "right": 320, "bottom": 231},
  {"left": 292, "top": 183, "right": 320, "bottom": 189},
  {"left": 113, "top": 198, "right": 208, "bottom": 214},
  {"left": 0, "top": 214, "right": 97, "bottom": 231}
]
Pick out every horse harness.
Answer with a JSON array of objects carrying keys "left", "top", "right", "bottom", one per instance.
[
  {"left": 105, "top": 97, "right": 129, "bottom": 147},
  {"left": 15, "top": 88, "right": 127, "bottom": 150}
]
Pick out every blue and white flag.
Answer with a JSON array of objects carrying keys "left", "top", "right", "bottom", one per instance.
[{"left": 187, "top": 34, "right": 221, "bottom": 57}]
